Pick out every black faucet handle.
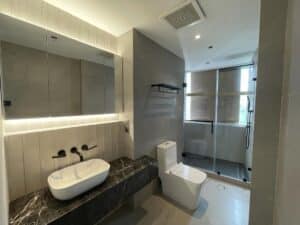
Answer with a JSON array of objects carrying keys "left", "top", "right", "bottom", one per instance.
[
  {"left": 70, "top": 147, "right": 78, "bottom": 153},
  {"left": 52, "top": 149, "right": 66, "bottom": 159},
  {"left": 81, "top": 144, "right": 97, "bottom": 151}
]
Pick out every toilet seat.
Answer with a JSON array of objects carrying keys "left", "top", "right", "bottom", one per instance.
[{"left": 168, "top": 163, "right": 207, "bottom": 185}]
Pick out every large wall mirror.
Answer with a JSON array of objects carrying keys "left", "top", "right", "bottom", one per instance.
[{"left": 0, "top": 14, "right": 121, "bottom": 119}]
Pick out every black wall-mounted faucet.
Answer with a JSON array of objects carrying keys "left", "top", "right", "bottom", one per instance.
[
  {"left": 70, "top": 147, "right": 84, "bottom": 162},
  {"left": 52, "top": 150, "right": 66, "bottom": 159}
]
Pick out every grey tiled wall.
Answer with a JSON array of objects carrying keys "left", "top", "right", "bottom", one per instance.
[
  {"left": 5, "top": 122, "right": 125, "bottom": 201},
  {"left": 133, "top": 30, "right": 185, "bottom": 159}
]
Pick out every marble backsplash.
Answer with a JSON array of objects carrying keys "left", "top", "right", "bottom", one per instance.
[{"left": 5, "top": 121, "right": 127, "bottom": 201}]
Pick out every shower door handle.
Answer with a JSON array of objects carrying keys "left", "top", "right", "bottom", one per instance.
[
  {"left": 211, "top": 120, "right": 214, "bottom": 134},
  {"left": 245, "top": 124, "right": 251, "bottom": 149}
]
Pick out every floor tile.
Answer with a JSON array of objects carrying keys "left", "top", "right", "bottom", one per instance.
[
  {"left": 101, "top": 178, "right": 250, "bottom": 225},
  {"left": 183, "top": 153, "right": 248, "bottom": 181}
]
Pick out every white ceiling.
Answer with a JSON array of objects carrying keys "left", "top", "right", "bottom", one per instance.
[{"left": 44, "top": 0, "right": 260, "bottom": 71}]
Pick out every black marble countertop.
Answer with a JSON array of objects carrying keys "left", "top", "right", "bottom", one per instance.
[{"left": 9, "top": 156, "right": 158, "bottom": 225}]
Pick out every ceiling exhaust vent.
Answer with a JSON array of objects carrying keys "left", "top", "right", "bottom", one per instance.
[{"left": 162, "top": 0, "right": 206, "bottom": 30}]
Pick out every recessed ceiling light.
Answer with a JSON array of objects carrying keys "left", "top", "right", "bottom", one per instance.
[{"left": 195, "top": 34, "right": 201, "bottom": 40}]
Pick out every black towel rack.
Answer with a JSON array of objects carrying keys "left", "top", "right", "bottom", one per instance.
[{"left": 151, "top": 83, "right": 181, "bottom": 94}]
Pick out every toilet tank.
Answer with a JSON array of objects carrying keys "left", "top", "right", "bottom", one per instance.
[{"left": 157, "top": 141, "right": 177, "bottom": 174}]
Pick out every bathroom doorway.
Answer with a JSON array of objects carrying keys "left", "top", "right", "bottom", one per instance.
[{"left": 183, "top": 64, "right": 256, "bottom": 183}]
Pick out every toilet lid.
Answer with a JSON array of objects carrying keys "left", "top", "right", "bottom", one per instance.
[{"left": 169, "top": 163, "right": 207, "bottom": 184}]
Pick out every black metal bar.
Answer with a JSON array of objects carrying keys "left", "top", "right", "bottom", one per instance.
[
  {"left": 186, "top": 120, "right": 214, "bottom": 134},
  {"left": 151, "top": 83, "right": 181, "bottom": 94},
  {"left": 187, "top": 119, "right": 213, "bottom": 123},
  {"left": 219, "top": 63, "right": 255, "bottom": 72}
]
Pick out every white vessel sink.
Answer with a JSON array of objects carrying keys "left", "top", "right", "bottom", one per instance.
[{"left": 48, "top": 159, "right": 110, "bottom": 200}]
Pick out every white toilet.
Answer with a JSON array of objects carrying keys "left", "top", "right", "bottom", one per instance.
[{"left": 157, "top": 141, "right": 207, "bottom": 210}]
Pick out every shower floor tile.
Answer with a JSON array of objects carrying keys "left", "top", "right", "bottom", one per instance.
[{"left": 182, "top": 153, "right": 248, "bottom": 181}]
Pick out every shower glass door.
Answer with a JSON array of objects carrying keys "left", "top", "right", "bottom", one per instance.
[
  {"left": 184, "top": 65, "right": 256, "bottom": 182},
  {"left": 214, "top": 65, "right": 256, "bottom": 182},
  {"left": 184, "top": 70, "right": 217, "bottom": 172}
]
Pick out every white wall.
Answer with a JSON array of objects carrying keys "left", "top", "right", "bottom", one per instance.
[
  {"left": 117, "top": 31, "right": 135, "bottom": 159},
  {"left": 0, "top": 115, "right": 8, "bottom": 225},
  {"left": 249, "top": 0, "right": 288, "bottom": 224},
  {"left": 0, "top": 41, "right": 8, "bottom": 225},
  {"left": 273, "top": 0, "right": 300, "bottom": 224}
]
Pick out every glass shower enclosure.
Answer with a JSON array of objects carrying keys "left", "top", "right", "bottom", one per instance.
[{"left": 183, "top": 65, "right": 256, "bottom": 182}]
